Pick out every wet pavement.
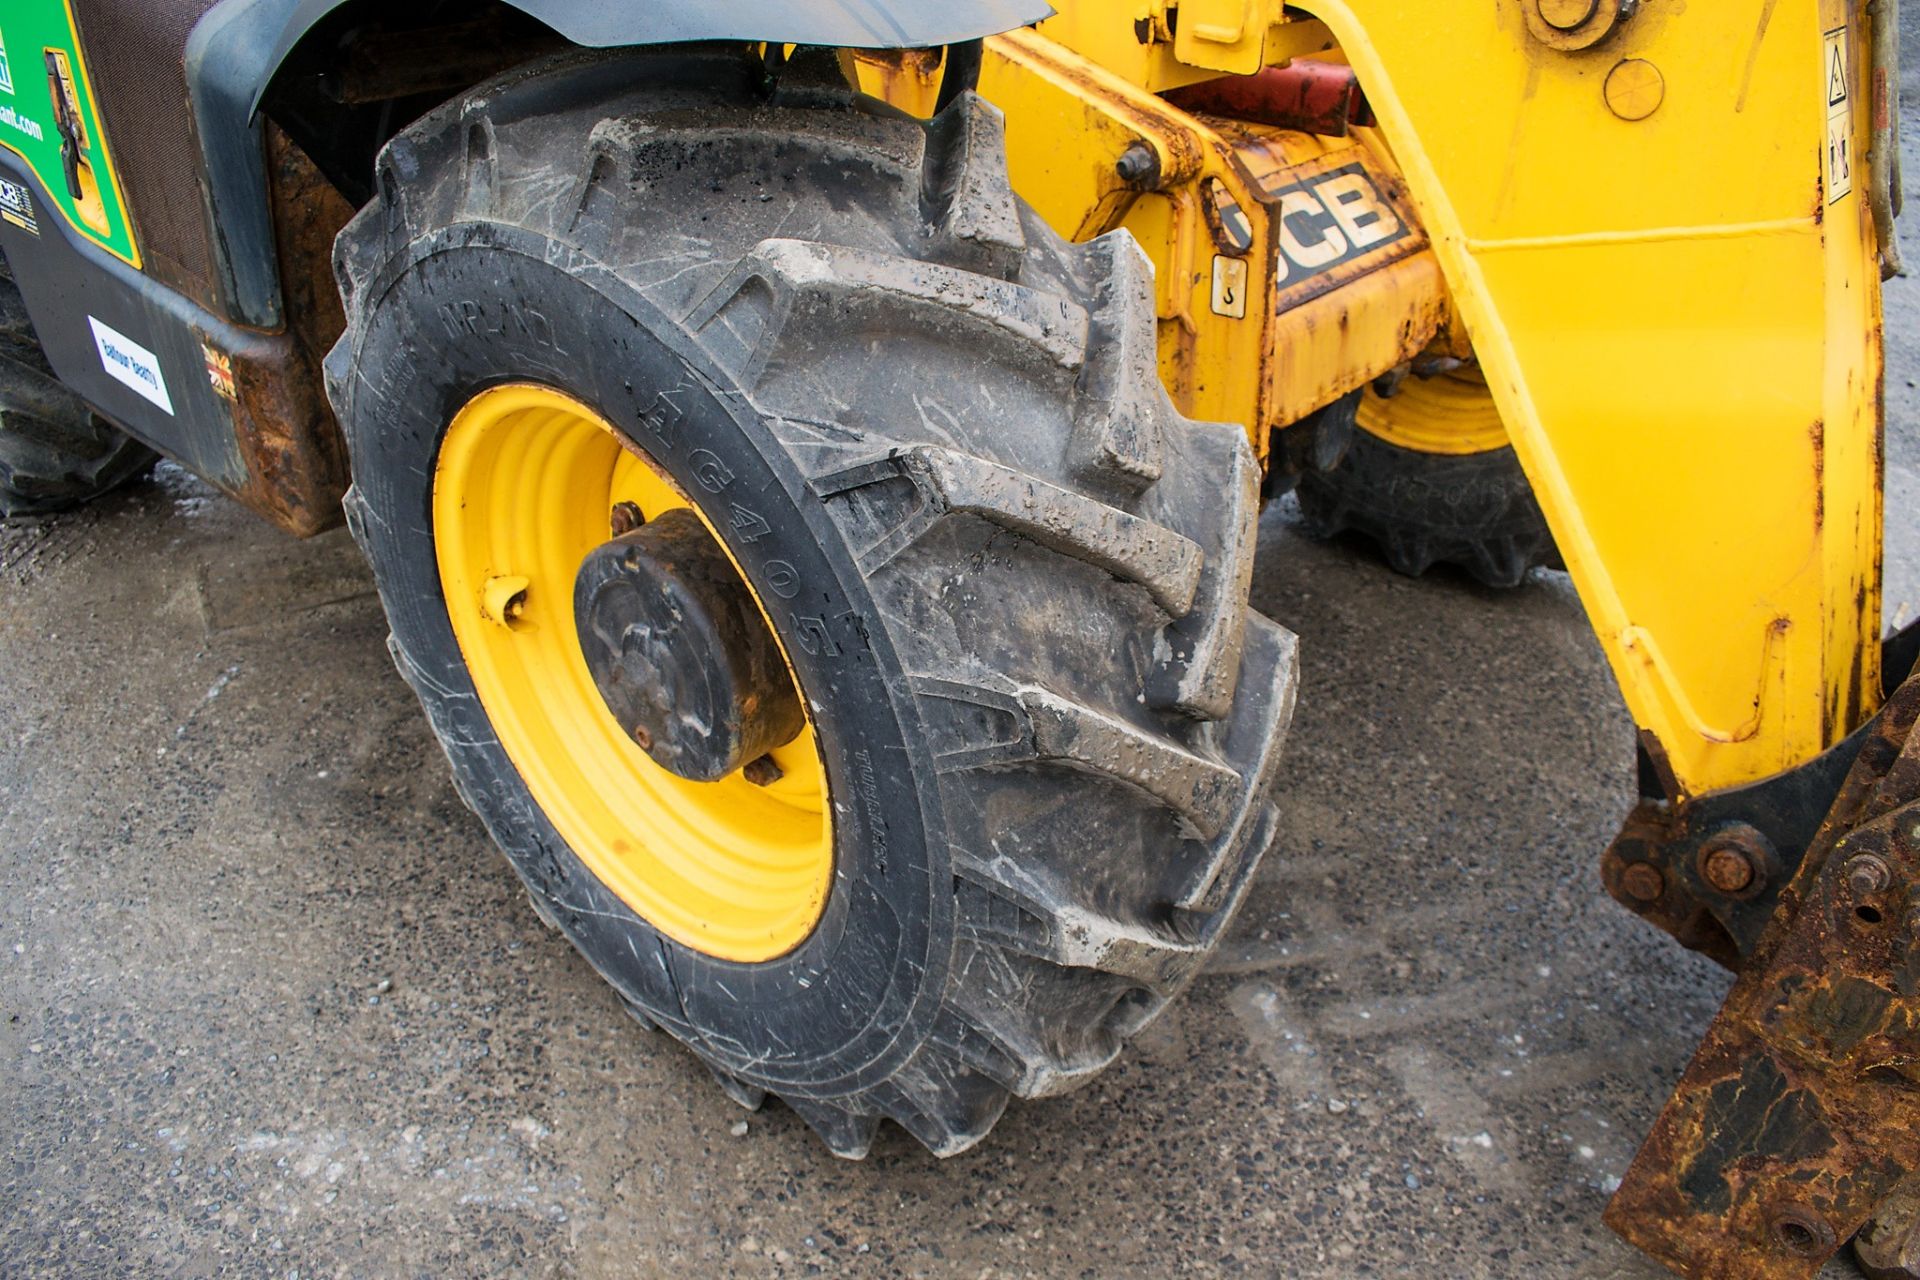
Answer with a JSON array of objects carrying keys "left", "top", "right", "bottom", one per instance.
[{"left": 3, "top": 43, "right": 1918, "bottom": 1280}]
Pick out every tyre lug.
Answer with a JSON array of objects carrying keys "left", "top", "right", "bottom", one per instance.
[{"left": 610, "top": 501, "right": 645, "bottom": 537}]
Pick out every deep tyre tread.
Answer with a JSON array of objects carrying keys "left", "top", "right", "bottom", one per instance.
[
  {"left": 0, "top": 261, "right": 155, "bottom": 517},
  {"left": 328, "top": 51, "right": 1296, "bottom": 1159},
  {"left": 1296, "top": 428, "right": 1561, "bottom": 589}
]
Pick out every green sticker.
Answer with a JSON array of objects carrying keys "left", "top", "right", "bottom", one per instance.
[{"left": 0, "top": 3, "right": 139, "bottom": 266}]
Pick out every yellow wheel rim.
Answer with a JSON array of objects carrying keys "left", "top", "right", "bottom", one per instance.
[
  {"left": 1355, "top": 367, "right": 1511, "bottom": 456},
  {"left": 433, "top": 384, "right": 832, "bottom": 963}
]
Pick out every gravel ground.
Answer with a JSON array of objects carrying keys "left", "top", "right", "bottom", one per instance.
[{"left": 0, "top": 26, "right": 1916, "bottom": 1280}]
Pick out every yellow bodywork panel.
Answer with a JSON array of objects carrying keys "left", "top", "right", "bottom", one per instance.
[
  {"left": 855, "top": 30, "right": 1454, "bottom": 446},
  {"left": 1033, "top": 1, "right": 1338, "bottom": 88},
  {"left": 1304, "top": 0, "right": 1884, "bottom": 795},
  {"left": 865, "top": 0, "right": 1886, "bottom": 800}
]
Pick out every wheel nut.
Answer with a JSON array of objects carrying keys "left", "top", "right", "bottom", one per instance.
[
  {"left": 1701, "top": 843, "right": 1757, "bottom": 895},
  {"left": 610, "top": 501, "right": 645, "bottom": 537},
  {"left": 742, "top": 755, "right": 784, "bottom": 787},
  {"left": 1846, "top": 854, "right": 1891, "bottom": 898},
  {"left": 1621, "top": 862, "right": 1666, "bottom": 903}
]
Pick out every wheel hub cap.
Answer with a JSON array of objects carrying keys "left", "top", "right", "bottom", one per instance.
[{"left": 574, "top": 508, "right": 805, "bottom": 783}]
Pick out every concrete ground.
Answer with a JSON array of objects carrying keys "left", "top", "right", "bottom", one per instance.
[{"left": 3, "top": 36, "right": 1918, "bottom": 1280}]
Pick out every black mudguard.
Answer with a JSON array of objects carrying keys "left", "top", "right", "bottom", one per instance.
[{"left": 252, "top": 0, "right": 1054, "bottom": 114}]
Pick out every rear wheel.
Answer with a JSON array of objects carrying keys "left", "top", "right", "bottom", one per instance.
[
  {"left": 0, "top": 258, "right": 153, "bottom": 517},
  {"left": 329, "top": 51, "right": 1296, "bottom": 1156},
  {"left": 1296, "top": 369, "right": 1560, "bottom": 589}
]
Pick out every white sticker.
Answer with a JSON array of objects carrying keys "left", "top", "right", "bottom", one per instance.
[
  {"left": 1211, "top": 255, "right": 1248, "bottom": 319},
  {"left": 1823, "top": 27, "right": 1852, "bottom": 203},
  {"left": 0, "top": 176, "right": 35, "bottom": 234},
  {"left": 89, "top": 316, "right": 174, "bottom": 415},
  {"left": 0, "top": 30, "right": 13, "bottom": 96}
]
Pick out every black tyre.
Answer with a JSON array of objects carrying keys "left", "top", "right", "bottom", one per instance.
[
  {"left": 328, "top": 51, "right": 1296, "bottom": 1157},
  {"left": 1296, "top": 381, "right": 1561, "bottom": 589},
  {"left": 0, "top": 258, "right": 155, "bottom": 517}
]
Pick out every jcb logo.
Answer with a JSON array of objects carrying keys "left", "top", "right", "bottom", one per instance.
[{"left": 1266, "top": 163, "right": 1408, "bottom": 286}]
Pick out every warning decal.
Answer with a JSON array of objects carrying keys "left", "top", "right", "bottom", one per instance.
[
  {"left": 1211, "top": 255, "right": 1248, "bottom": 319},
  {"left": 1823, "top": 27, "right": 1852, "bottom": 203},
  {"left": 0, "top": 175, "right": 35, "bottom": 234}
]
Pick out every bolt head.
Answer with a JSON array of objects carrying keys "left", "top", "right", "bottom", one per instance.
[
  {"left": 1701, "top": 844, "right": 1758, "bottom": 895},
  {"left": 1621, "top": 862, "right": 1666, "bottom": 904},
  {"left": 610, "top": 501, "right": 646, "bottom": 537},
  {"left": 1538, "top": 0, "right": 1598, "bottom": 28},
  {"left": 1846, "top": 854, "right": 1891, "bottom": 898},
  {"left": 1114, "top": 142, "right": 1159, "bottom": 187},
  {"left": 742, "top": 755, "right": 785, "bottom": 787}
]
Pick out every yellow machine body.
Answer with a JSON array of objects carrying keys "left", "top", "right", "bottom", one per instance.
[{"left": 860, "top": 0, "right": 1889, "bottom": 803}]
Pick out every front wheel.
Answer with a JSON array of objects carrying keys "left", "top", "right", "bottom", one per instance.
[{"left": 329, "top": 51, "right": 1297, "bottom": 1156}]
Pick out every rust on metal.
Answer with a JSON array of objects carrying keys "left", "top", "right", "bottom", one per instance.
[
  {"left": 1163, "top": 60, "right": 1376, "bottom": 137},
  {"left": 1224, "top": 124, "right": 1449, "bottom": 427},
  {"left": 183, "top": 124, "right": 353, "bottom": 537},
  {"left": 609, "top": 501, "right": 646, "bottom": 537},
  {"left": 1604, "top": 806, "right": 1745, "bottom": 967},
  {"left": 1856, "top": 1176, "right": 1920, "bottom": 1279},
  {"left": 211, "top": 124, "right": 354, "bottom": 537},
  {"left": 1622, "top": 859, "right": 1669, "bottom": 903},
  {"left": 743, "top": 755, "right": 785, "bottom": 787},
  {"left": 986, "top": 28, "right": 1208, "bottom": 241},
  {"left": 1699, "top": 833, "right": 1762, "bottom": 895},
  {"left": 1606, "top": 671, "right": 1920, "bottom": 1278},
  {"left": 981, "top": 28, "right": 1450, "bottom": 459}
]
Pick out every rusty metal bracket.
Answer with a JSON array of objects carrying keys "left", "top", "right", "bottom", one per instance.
[
  {"left": 1604, "top": 623, "right": 1920, "bottom": 969},
  {"left": 1606, "top": 664, "right": 1920, "bottom": 1277}
]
